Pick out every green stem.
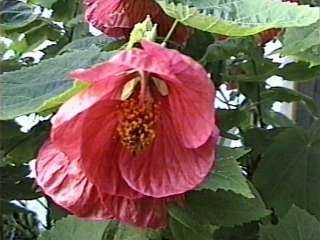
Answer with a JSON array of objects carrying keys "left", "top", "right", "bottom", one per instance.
[{"left": 161, "top": 19, "right": 179, "bottom": 46}]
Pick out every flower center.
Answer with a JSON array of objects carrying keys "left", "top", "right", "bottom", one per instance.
[{"left": 117, "top": 98, "right": 160, "bottom": 154}]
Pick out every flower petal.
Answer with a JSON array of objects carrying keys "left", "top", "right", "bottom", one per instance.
[
  {"left": 119, "top": 104, "right": 217, "bottom": 198},
  {"left": 85, "top": 0, "right": 190, "bottom": 43},
  {"left": 36, "top": 141, "right": 113, "bottom": 220},
  {"left": 79, "top": 98, "right": 142, "bottom": 199},
  {"left": 110, "top": 41, "right": 217, "bottom": 148},
  {"left": 100, "top": 194, "right": 168, "bottom": 229}
]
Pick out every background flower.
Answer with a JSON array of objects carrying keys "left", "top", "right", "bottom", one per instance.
[{"left": 85, "top": 0, "right": 191, "bottom": 43}]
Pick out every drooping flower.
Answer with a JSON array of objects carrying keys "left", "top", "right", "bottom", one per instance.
[
  {"left": 36, "top": 41, "right": 219, "bottom": 229},
  {"left": 85, "top": 0, "right": 191, "bottom": 44}
]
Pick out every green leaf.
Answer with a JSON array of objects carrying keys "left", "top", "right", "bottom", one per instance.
[
  {"left": 214, "top": 223, "right": 259, "bottom": 240},
  {"left": 181, "top": 190, "right": 270, "bottom": 227},
  {"left": 203, "top": 37, "right": 259, "bottom": 63},
  {"left": 112, "top": 224, "right": 162, "bottom": 240},
  {"left": 231, "top": 61, "right": 320, "bottom": 82},
  {"left": 282, "top": 19, "right": 320, "bottom": 66},
  {"left": 38, "top": 216, "right": 109, "bottom": 240},
  {"left": 59, "top": 36, "right": 123, "bottom": 54},
  {"left": 169, "top": 206, "right": 215, "bottom": 240},
  {"left": 36, "top": 81, "right": 89, "bottom": 113},
  {"left": 0, "top": 165, "right": 40, "bottom": 200},
  {"left": 0, "top": 0, "right": 38, "bottom": 30},
  {"left": 254, "top": 121, "right": 320, "bottom": 220},
  {"left": 0, "top": 121, "right": 49, "bottom": 166},
  {"left": 217, "top": 108, "right": 251, "bottom": 132},
  {"left": 262, "top": 87, "right": 319, "bottom": 117},
  {"left": 282, "top": 19, "right": 320, "bottom": 55},
  {"left": 200, "top": 146, "right": 253, "bottom": 198},
  {"left": 0, "top": 48, "right": 115, "bottom": 120},
  {"left": 28, "top": 0, "right": 59, "bottom": 9},
  {"left": 156, "top": 0, "right": 319, "bottom": 36},
  {"left": 260, "top": 206, "right": 320, "bottom": 240},
  {"left": 287, "top": 45, "right": 320, "bottom": 67}
]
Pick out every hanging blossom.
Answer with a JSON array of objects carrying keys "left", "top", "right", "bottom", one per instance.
[
  {"left": 85, "top": 0, "right": 191, "bottom": 43},
  {"left": 36, "top": 41, "right": 219, "bottom": 229}
]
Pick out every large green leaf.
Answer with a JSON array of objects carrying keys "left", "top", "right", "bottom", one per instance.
[
  {"left": 254, "top": 121, "right": 320, "bottom": 220},
  {"left": 169, "top": 206, "right": 215, "bottom": 240},
  {"left": 39, "top": 217, "right": 161, "bottom": 240},
  {"left": 112, "top": 224, "right": 161, "bottom": 240},
  {"left": 282, "top": 19, "right": 320, "bottom": 55},
  {"left": 38, "top": 216, "right": 109, "bottom": 240},
  {"left": 176, "top": 190, "right": 270, "bottom": 227},
  {"left": 200, "top": 146, "right": 253, "bottom": 198},
  {"left": 0, "top": 48, "right": 115, "bottom": 120},
  {"left": 0, "top": 0, "right": 38, "bottom": 30},
  {"left": 282, "top": 19, "right": 320, "bottom": 66},
  {"left": 260, "top": 206, "right": 320, "bottom": 240},
  {"left": 156, "top": 0, "right": 319, "bottom": 36}
]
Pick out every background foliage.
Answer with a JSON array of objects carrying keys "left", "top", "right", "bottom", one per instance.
[{"left": 1, "top": 0, "right": 320, "bottom": 239}]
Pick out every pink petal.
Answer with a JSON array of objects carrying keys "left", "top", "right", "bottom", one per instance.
[
  {"left": 79, "top": 98, "right": 142, "bottom": 199},
  {"left": 111, "top": 41, "right": 217, "bottom": 148},
  {"left": 36, "top": 141, "right": 113, "bottom": 220},
  {"left": 51, "top": 83, "right": 116, "bottom": 161},
  {"left": 85, "top": 0, "right": 190, "bottom": 43},
  {"left": 119, "top": 105, "right": 216, "bottom": 198},
  {"left": 100, "top": 193, "right": 168, "bottom": 229},
  {"left": 70, "top": 62, "right": 130, "bottom": 85}
]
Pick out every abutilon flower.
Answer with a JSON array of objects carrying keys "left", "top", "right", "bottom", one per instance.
[
  {"left": 36, "top": 41, "right": 219, "bottom": 229},
  {"left": 85, "top": 0, "right": 191, "bottom": 44}
]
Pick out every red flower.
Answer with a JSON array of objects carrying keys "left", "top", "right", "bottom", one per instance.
[
  {"left": 85, "top": 0, "right": 191, "bottom": 43},
  {"left": 36, "top": 41, "right": 219, "bottom": 229}
]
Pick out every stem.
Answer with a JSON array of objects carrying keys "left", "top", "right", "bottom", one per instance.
[
  {"left": 251, "top": 60, "right": 266, "bottom": 128},
  {"left": 161, "top": 19, "right": 179, "bottom": 46}
]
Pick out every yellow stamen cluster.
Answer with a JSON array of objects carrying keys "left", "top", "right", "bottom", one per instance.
[{"left": 117, "top": 98, "right": 160, "bottom": 154}]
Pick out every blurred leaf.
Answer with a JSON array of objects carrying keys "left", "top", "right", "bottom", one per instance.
[
  {"left": 204, "top": 38, "right": 259, "bottom": 63},
  {"left": 282, "top": 19, "right": 320, "bottom": 66},
  {"left": 262, "top": 87, "right": 319, "bottom": 117},
  {"left": 0, "top": 48, "right": 115, "bottom": 120},
  {"left": 28, "top": 0, "right": 59, "bottom": 9},
  {"left": 217, "top": 108, "right": 251, "bottom": 132},
  {"left": 179, "top": 190, "right": 270, "bottom": 227},
  {"left": 254, "top": 121, "right": 320, "bottom": 220},
  {"left": 169, "top": 206, "right": 215, "bottom": 240},
  {"left": 261, "top": 109, "right": 295, "bottom": 127},
  {"left": 0, "top": 121, "right": 49, "bottom": 165},
  {"left": 214, "top": 222, "right": 259, "bottom": 240},
  {"left": 287, "top": 45, "right": 320, "bottom": 67},
  {"left": 156, "top": 0, "right": 319, "bottom": 36},
  {"left": 260, "top": 205, "right": 320, "bottom": 240},
  {"left": 0, "top": 0, "right": 38, "bottom": 30},
  {"left": 0, "top": 165, "right": 40, "bottom": 200},
  {"left": 51, "top": 0, "right": 78, "bottom": 22},
  {"left": 233, "top": 62, "right": 320, "bottom": 82},
  {"left": 59, "top": 36, "right": 123, "bottom": 54},
  {"left": 38, "top": 216, "right": 109, "bottom": 240},
  {"left": 243, "top": 127, "right": 286, "bottom": 158},
  {"left": 112, "top": 224, "right": 162, "bottom": 240},
  {"left": 200, "top": 146, "right": 253, "bottom": 198}
]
